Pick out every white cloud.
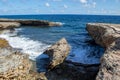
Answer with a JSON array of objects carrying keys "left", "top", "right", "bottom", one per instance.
[
  {"left": 45, "top": 3, "right": 50, "bottom": 7},
  {"left": 80, "top": 0, "right": 87, "bottom": 4},
  {"left": 64, "top": 4, "right": 68, "bottom": 9},
  {"left": 83, "top": 1, "right": 96, "bottom": 8}
]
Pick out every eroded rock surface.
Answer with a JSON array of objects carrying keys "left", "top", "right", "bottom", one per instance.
[
  {"left": 43, "top": 38, "right": 99, "bottom": 80},
  {"left": 0, "top": 22, "right": 20, "bottom": 30},
  {"left": 86, "top": 23, "right": 120, "bottom": 80},
  {"left": 86, "top": 23, "right": 120, "bottom": 48},
  {"left": 0, "top": 38, "right": 12, "bottom": 49},
  {"left": 44, "top": 38, "right": 70, "bottom": 69},
  {"left": 0, "top": 38, "right": 47, "bottom": 80},
  {"left": 0, "top": 18, "right": 62, "bottom": 27},
  {"left": 46, "top": 61, "right": 99, "bottom": 80}
]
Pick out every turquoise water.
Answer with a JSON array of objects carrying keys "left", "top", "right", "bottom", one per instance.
[{"left": 0, "top": 15, "right": 120, "bottom": 72}]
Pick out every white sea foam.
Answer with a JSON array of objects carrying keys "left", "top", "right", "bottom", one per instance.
[
  {"left": 55, "top": 22, "right": 65, "bottom": 25},
  {"left": 0, "top": 29, "right": 50, "bottom": 60},
  {"left": 0, "top": 28, "right": 101, "bottom": 64},
  {"left": 66, "top": 46, "right": 100, "bottom": 64}
]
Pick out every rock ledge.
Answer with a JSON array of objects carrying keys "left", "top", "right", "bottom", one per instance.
[{"left": 86, "top": 23, "right": 120, "bottom": 80}]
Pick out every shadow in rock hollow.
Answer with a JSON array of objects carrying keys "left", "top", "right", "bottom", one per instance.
[{"left": 36, "top": 53, "right": 50, "bottom": 72}]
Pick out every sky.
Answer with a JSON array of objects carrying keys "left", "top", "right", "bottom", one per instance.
[{"left": 0, "top": 0, "right": 120, "bottom": 15}]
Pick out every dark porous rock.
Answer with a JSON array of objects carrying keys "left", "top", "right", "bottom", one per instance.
[
  {"left": 87, "top": 23, "right": 120, "bottom": 80},
  {"left": 44, "top": 38, "right": 70, "bottom": 69},
  {"left": 46, "top": 61, "right": 99, "bottom": 80}
]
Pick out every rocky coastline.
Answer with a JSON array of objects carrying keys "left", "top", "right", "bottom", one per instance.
[
  {"left": 0, "top": 18, "right": 62, "bottom": 27},
  {"left": 87, "top": 23, "right": 120, "bottom": 80},
  {"left": 0, "top": 22, "right": 20, "bottom": 30},
  {"left": 0, "top": 20, "right": 120, "bottom": 80}
]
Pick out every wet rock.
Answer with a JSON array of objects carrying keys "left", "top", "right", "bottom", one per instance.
[
  {"left": 44, "top": 38, "right": 70, "bottom": 69},
  {"left": 87, "top": 23, "right": 120, "bottom": 80},
  {"left": 0, "top": 38, "right": 11, "bottom": 48},
  {"left": 46, "top": 61, "right": 99, "bottom": 80},
  {"left": 30, "top": 60, "right": 37, "bottom": 72},
  {"left": 0, "top": 38, "right": 12, "bottom": 49},
  {"left": 43, "top": 37, "right": 99, "bottom": 80}
]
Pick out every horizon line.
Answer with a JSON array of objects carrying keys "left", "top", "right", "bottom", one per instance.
[{"left": 0, "top": 13, "right": 120, "bottom": 16}]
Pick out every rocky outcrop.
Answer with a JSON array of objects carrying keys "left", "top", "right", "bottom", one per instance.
[
  {"left": 45, "top": 61, "right": 99, "bottom": 80},
  {"left": 0, "top": 38, "right": 12, "bottom": 49},
  {"left": 44, "top": 38, "right": 70, "bottom": 69},
  {"left": 35, "top": 38, "right": 97, "bottom": 80},
  {"left": 0, "top": 38, "right": 47, "bottom": 80},
  {"left": 86, "top": 23, "right": 120, "bottom": 80},
  {"left": 0, "top": 22, "right": 20, "bottom": 30},
  {"left": 43, "top": 38, "right": 99, "bottom": 80},
  {"left": 0, "top": 51, "right": 31, "bottom": 79},
  {"left": 0, "top": 18, "right": 62, "bottom": 27},
  {"left": 86, "top": 23, "right": 120, "bottom": 48}
]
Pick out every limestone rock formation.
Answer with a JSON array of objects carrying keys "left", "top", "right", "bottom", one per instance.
[
  {"left": 0, "top": 18, "right": 62, "bottom": 27},
  {"left": 0, "top": 22, "right": 20, "bottom": 30},
  {"left": 43, "top": 38, "right": 98, "bottom": 80},
  {"left": 44, "top": 38, "right": 70, "bottom": 69},
  {"left": 46, "top": 61, "right": 99, "bottom": 80},
  {"left": 86, "top": 23, "right": 120, "bottom": 80},
  {"left": 0, "top": 38, "right": 47, "bottom": 80},
  {"left": 0, "top": 38, "right": 12, "bottom": 49},
  {"left": 86, "top": 23, "right": 120, "bottom": 48}
]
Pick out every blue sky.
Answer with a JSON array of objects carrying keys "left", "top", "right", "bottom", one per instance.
[{"left": 0, "top": 0, "right": 120, "bottom": 15}]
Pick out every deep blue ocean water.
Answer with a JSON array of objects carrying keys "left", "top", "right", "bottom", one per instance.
[{"left": 0, "top": 15, "right": 120, "bottom": 72}]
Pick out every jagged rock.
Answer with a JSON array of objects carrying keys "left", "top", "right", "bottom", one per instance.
[
  {"left": 0, "top": 48, "right": 31, "bottom": 79},
  {"left": 0, "top": 22, "right": 20, "bottom": 30},
  {"left": 0, "top": 38, "right": 47, "bottom": 80},
  {"left": 44, "top": 37, "right": 99, "bottom": 80},
  {"left": 86, "top": 23, "right": 120, "bottom": 48},
  {"left": 86, "top": 23, "right": 120, "bottom": 80},
  {"left": 0, "top": 38, "right": 11, "bottom": 49},
  {"left": 44, "top": 38, "right": 70, "bottom": 69},
  {"left": 0, "top": 18, "right": 62, "bottom": 27},
  {"left": 45, "top": 61, "right": 99, "bottom": 80}
]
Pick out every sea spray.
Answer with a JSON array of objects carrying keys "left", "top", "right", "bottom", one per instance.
[{"left": 0, "top": 29, "right": 50, "bottom": 60}]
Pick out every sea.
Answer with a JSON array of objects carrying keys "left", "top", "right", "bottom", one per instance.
[{"left": 0, "top": 14, "right": 120, "bottom": 71}]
